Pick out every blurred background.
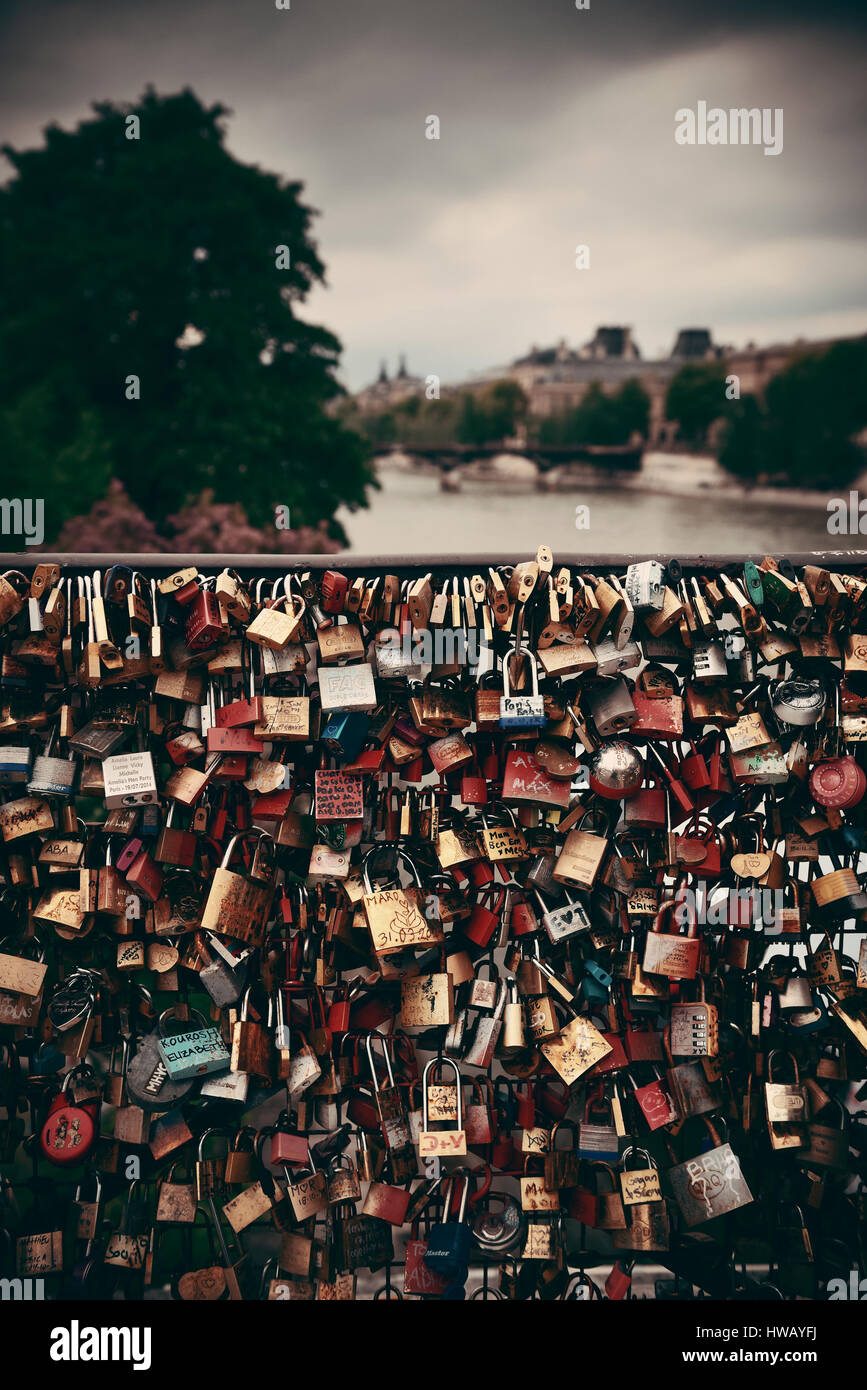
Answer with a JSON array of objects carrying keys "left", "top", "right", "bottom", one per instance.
[{"left": 0, "top": 0, "right": 865, "bottom": 556}]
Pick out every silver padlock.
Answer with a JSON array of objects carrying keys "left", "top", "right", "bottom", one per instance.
[
  {"left": 525, "top": 854, "right": 564, "bottom": 900},
  {"left": 769, "top": 678, "right": 826, "bottom": 728},
  {"left": 464, "top": 979, "right": 508, "bottom": 1068},
  {"left": 68, "top": 719, "right": 128, "bottom": 759},
  {"left": 534, "top": 888, "right": 592, "bottom": 944},
  {"left": 591, "top": 638, "right": 642, "bottom": 678},
  {"left": 585, "top": 677, "right": 637, "bottom": 737},
  {"left": 691, "top": 638, "right": 728, "bottom": 683},
  {"left": 624, "top": 561, "right": 666, "bottom": 613},
  {"left": 725, "top": 627, "right": 755, "bottom": 684},
  {"left": 28, "top": 728, "right": 77, "bottom": 799},
  {"left": 199, "top": 931, "right": 248, "bottom": 1007}
]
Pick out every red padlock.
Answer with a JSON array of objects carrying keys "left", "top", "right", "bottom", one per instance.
[
  {"left": 269, "top": 1114, "right": 309, "bottom": 1167},
  {"left": 185, "top": 585, "right": 224, "bottom": 652},
  {"left": 460, "top": 751, "right": 488, "bottom": 806},
  {"left": 569, "top": 1185, "right": 600, "bottom": 1226},
  {"left": 630, "top": 1070, "right": 678, "bottom": 1129},
  {"left": 210, "top": 753, "right": 248, "bottom": 782},
  {"left": 622, "top": 776, "right": 667, "bottom": 830},
  {"left": 516, "top": 1083, "right": 535, "bottom": 1130},
  {"left": 605, "top": 1259, "right": 633, "bottom": 1300},
  {"left": 624, "top": 1020, "right": 664, "bottom": 1063},
  {"left": 364, "top": 1180, "right": 412, "bottom": 1225},
  {"left": 346, "top": 1082, "right": 385, "bottom": 1133},
  {"left": 403, "top": 755, "right": 425, "bottom": 784},
  {"left": 125, "top": 848, "right": 164, "bottom": 902},
  {"left": 116, "top": 835, "right": 144, "bottom": 873},
  {"left": 690, "top": 819, "right": 725, "bottom": 881},
  {"left": 809, "top": 757, "right": 867, "bottom": 810},
  {"left": 39, "top": 1070, "right": 100, "bottom": 1166},
  {"left": 463, "top": 886, "right": 505, "bottom": 949},
  {"left": 465, "top": 1077, "right": 495, "bottom": 1146},
  {"left": 469, "top": 859, "right": 495, "bottom": 888},
  {"left": 327, "top": 984, "right": 352, "bottom": 1035},
  {"left": 646, "top": 744, "right": 694, "bottom": 817},
  {"left": 509, "top": 889, "right": 539, "bottom": 937},
  {"left": 207, "top": 725, "right": 264, "bottom": 755},
  {"left": 680, "top": 740, "right": 711, "bottom": 792},
  {"left": 320, "top": 570, "right": 349, "bottom": 614}
]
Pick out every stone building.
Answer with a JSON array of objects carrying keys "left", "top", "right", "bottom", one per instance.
[{"left": 352, "top": 328, "right": 858, "bottom": 448}]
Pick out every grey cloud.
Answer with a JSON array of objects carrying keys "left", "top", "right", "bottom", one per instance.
[{"left": 1, "top": 0, "right": 864, "bottom": 389}]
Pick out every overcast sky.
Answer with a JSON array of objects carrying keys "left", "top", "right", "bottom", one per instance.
[{"left": 1, "top": 0, "right": 865, "bottom": 390}]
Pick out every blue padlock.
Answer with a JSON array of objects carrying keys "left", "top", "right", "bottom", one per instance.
[
  {"left": 320, "top": 710, "right": 369, "bottom": 762},
  {"left": 424, "top": 1173, "right": 472, "bottom": 1276}
]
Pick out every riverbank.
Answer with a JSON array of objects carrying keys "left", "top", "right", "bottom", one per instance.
[
  {"left": 375, "top": 449, "right": 866, "bottom": 512},
  {"left": 338, "top": 462, "right": 854, "bottom": 555}
]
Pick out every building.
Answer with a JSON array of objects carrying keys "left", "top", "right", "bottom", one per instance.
[
  {"left": 353, "top": 355, "right": 425, "bottom": 411},
  {"left": 352, "top": 328, "right": 861, "bottom": 448},
  {"left": 481, "top": 327, "right": 850, "bottom": 447}
]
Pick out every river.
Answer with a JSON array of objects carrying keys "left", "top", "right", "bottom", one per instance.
[{"left": 335, "top": 453, "right": 864, "bottom": 556}]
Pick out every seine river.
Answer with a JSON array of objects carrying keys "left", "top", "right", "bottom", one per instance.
[{"left": 335, "top": 454, "right": 861, "bottom": 557}]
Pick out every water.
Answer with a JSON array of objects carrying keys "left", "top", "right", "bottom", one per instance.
[{"left": 335, "top": 456, "right": 859, "bottom": 556}]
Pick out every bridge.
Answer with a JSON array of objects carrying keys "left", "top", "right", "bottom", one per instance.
[{"left": 384, "top": 442, "right": 644, "bottom": 475}]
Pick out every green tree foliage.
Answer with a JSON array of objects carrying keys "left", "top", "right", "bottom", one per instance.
[
  {"left": 344, "top": 380, "right": 528, "bottom": 450},
  {"left": 457, "top": 380, "right": 528, "bottom": 446},
  {"left": 718, "top": 338, "right": 867, "bottom": 488},
  {"left": 538, "top": 379, "right": 650, "bottom": 446},
  {"left": 664, "top": 363, "right": 728, "bottom": 447},
  {"left": 0, "top": 88, "right": 373, "bottom": 543}
]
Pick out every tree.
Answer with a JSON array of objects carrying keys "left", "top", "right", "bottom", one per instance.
[
  {"left": 456, "top": 381, "right": 528, "bottom": 446},
  {"left": 717, "top": 394, "right": 766, "bottom": 481},
  {"left": 718, "top": 338, "right": 867, "bottom": 488},
  {"left": 0, "top": 88, "right": 373, "bottom": 544},
  {"left": 665, "top": 363, "right": 728, "bottom": 448},
  {"left": 50, "top": 479, "right": 340, "bottom": 553},
  {"left": 537, "top": 379, "right": 650, "bottom": 446}
]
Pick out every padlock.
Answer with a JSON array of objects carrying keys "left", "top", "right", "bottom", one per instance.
[
  {"left": 419, "top": 1056, "right": 467, "bottom": 1157},
  {"left": 642, "top": 897, "right": 701, "bottom": 980},
  {"left": 155, "top": 1005, "right": 231, "bottom": 1080},
  {"left": 423, "top": 1174, "right": 472, "bottom": 1277},
  {"left": 667, "top": 1116, "right": 754, "bottom": 1227},
  {"left": 669, "top": 980, "right": 719, "bottom": 1056},
  {"left": 39, "top": 1068, "right": 100, "bottom": 1165},
  {"left": 499, "top": 646, "right": 546, "bottom": 729},
  {"left": 619, "top": 1146, "right": 662, "bottom": 1206},
  {"left": 201, "top": 829, "right": 276, "bottom": 946}
]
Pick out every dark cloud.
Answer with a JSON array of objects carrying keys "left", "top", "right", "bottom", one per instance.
[{"left": 1, "top": 0, "right": 865, "bottom": 387}]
